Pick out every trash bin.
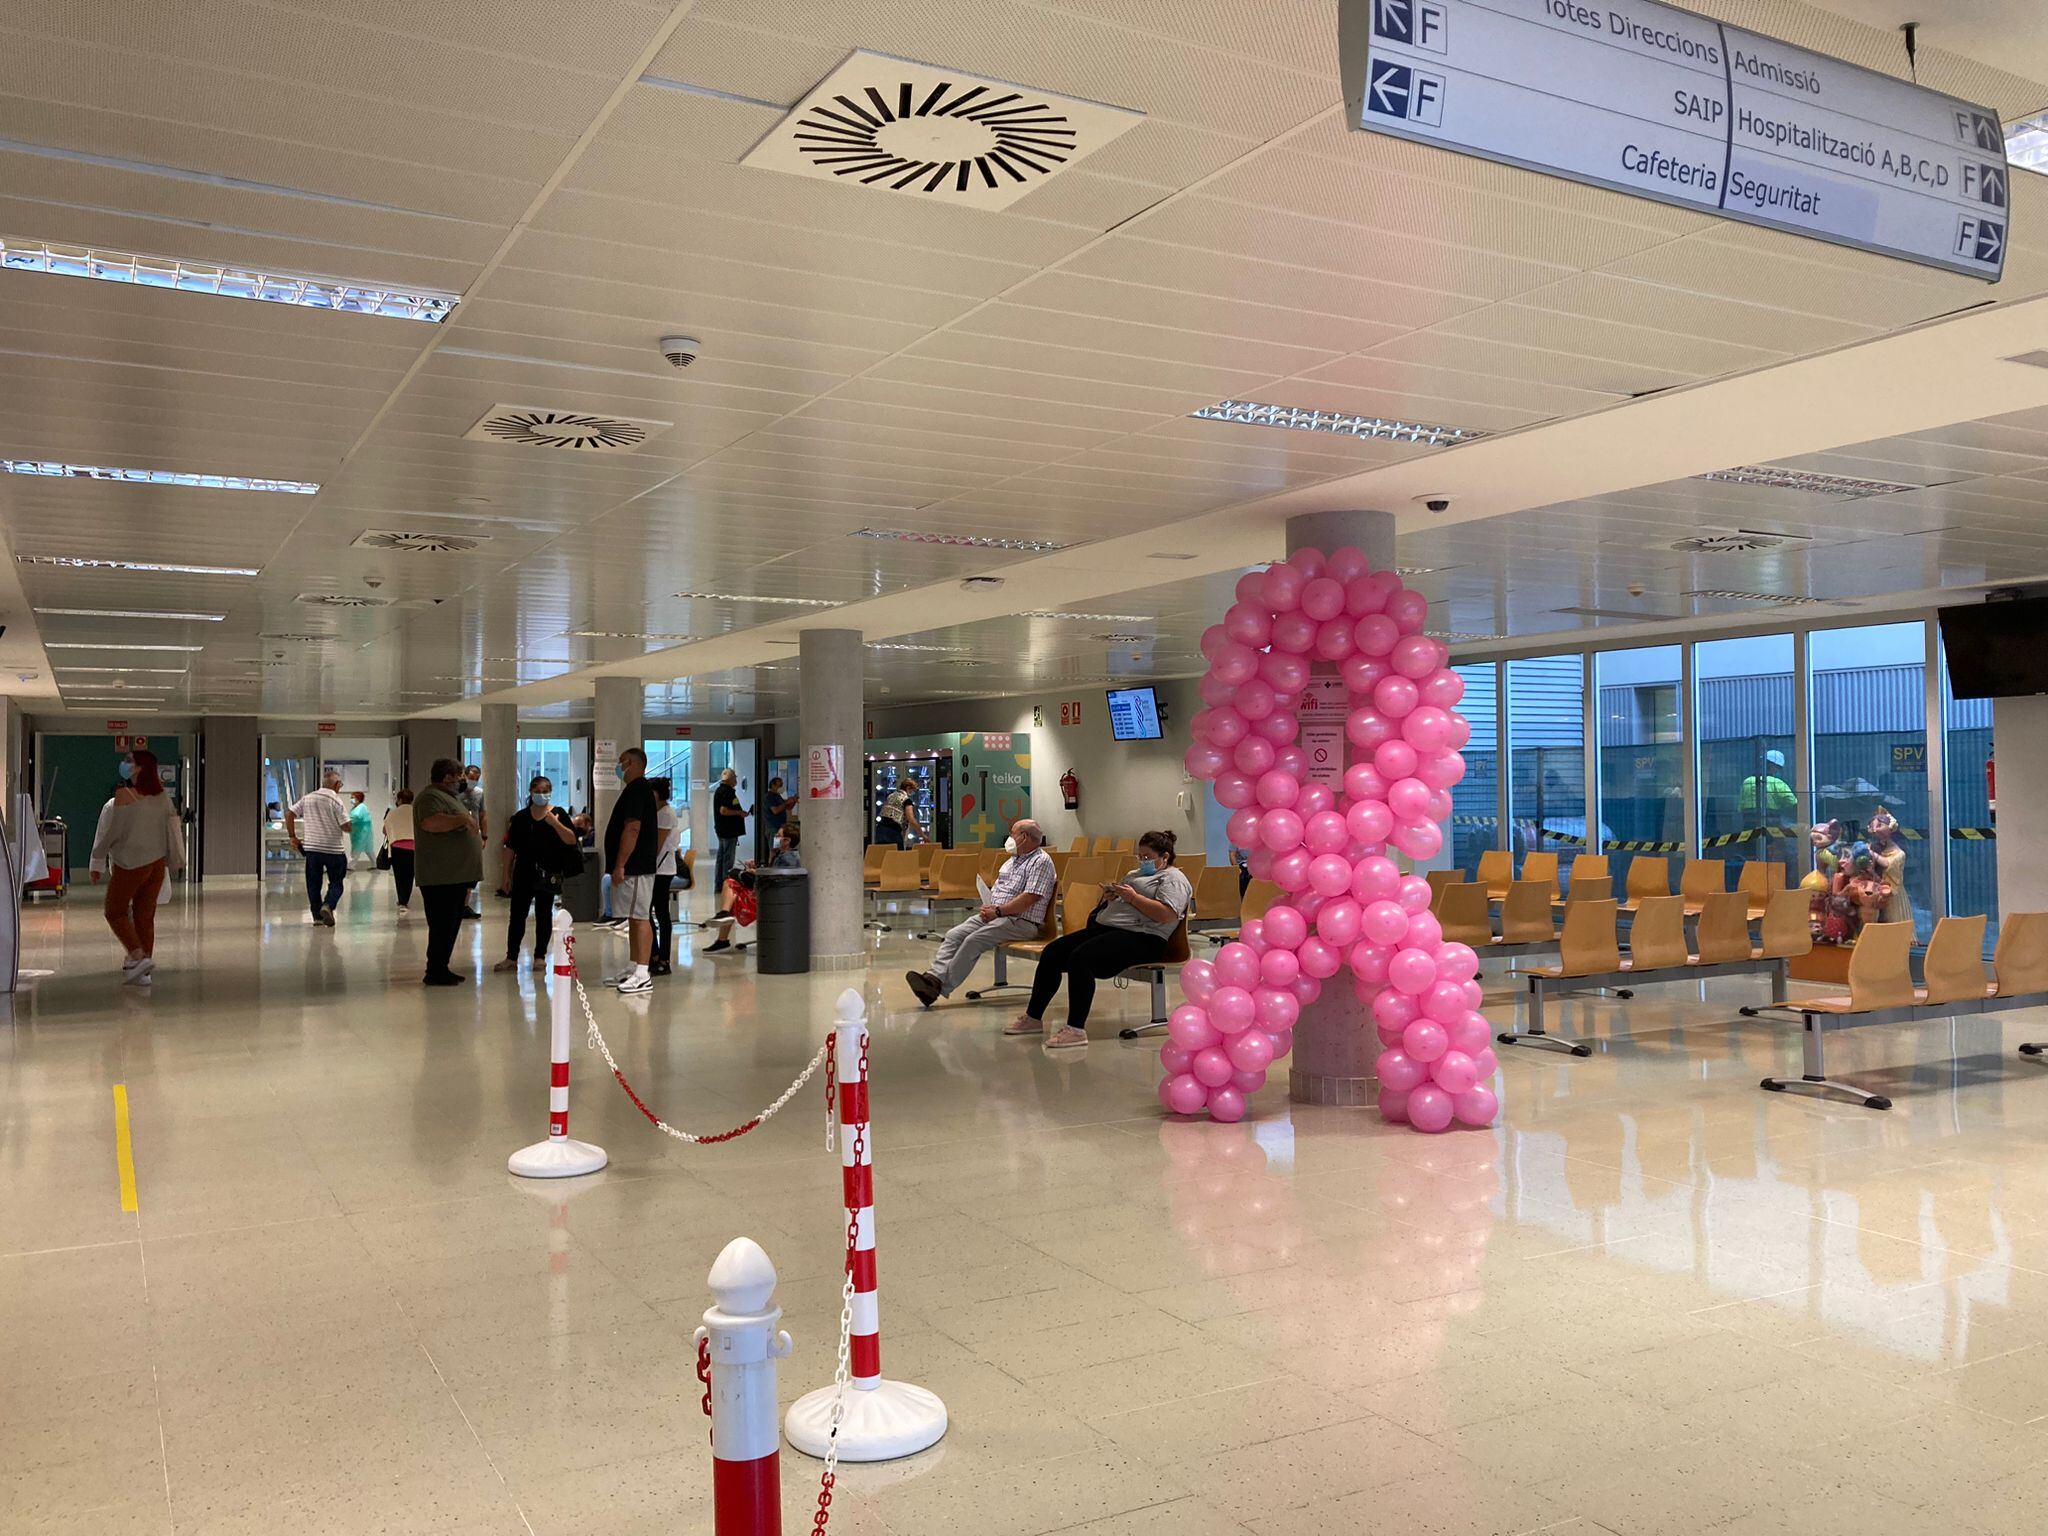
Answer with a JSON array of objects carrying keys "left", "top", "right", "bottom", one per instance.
[
  {"left": 755, "top": 867, "right": 810, "bottom": 974},
  {"left": 559, "top": 848, "right": 603, "bottom": 923}
]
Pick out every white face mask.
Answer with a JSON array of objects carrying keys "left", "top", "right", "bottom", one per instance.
[
  {"left": 1003, "top": 836, "right": 1017, "bottom": 854},
  {"left": 532, "top": 794, "right": 552, "bottom": 809}
]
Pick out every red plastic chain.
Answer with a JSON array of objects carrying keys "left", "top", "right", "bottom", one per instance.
[
  {"left": 811, "top": 1032, "right": 869, "bottom": 1535},
  {"left": 696, "top": 1334, "right": 713, "bottom": 1436}
]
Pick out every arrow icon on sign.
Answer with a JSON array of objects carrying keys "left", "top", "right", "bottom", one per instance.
[{"left": 1368, "top": 60, "right": 1411, "bottom": 117}]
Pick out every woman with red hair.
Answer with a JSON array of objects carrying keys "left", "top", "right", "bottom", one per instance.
[{"left": 89, "top": 749, "right": 185, "bottom": 984}]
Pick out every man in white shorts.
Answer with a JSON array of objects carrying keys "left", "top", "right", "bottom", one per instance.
[{"left": 603, "top": 747, "right": 662, "bottom": 994}]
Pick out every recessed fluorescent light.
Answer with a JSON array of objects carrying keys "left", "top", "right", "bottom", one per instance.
[
  {"left": 1684, "top": 589, "right": 1829, "bottom": 605},
  {"left": 2, "top": 460, "right": 318, "bottom": 494},
  {"left": 2008, "top": 113, "right": 2048, "bottom": 176},
  {"left": 55, "top": 667, "right": 188, "bottom": 675},
  {"left": 0, "top": 238, "right": 457, "bottom": 321},
  {"left": 851, "top": 528, "right": 1068, "bottom": 553},
  {"left": 672, "top": 590, "right": 841, "bottom": 607},
  {"left": 1694, "top": 466, "right": 1918, "bottom": 497},
  {"left": 867, "top": 642, "right": 967, "bottom": 654},
  {"left": 65, "top": 704, "right": 160, "bottom": 712},
  {"left": 16, "top": 555, "right": 261, "bottom": 576},
  {"left": 1425, "top": 630, "right": 1505, "bottom": 642},
  {"left": 46, "top": 642, "right": 204, "bottom": 653},
  {"left": 1191, "top": 400, "right": 1485, "bottom": 446},
  {"left": 1093, "top": 633, "right": 1150, "bottom": 644},
  {"left": 1147, "top": 552, "right": 1198, "bottom": 561},
  {"left": 563, "top": 630, "right": 695, "bottom": 642},
  {"left": 35, "top": 606, "right": 225, "bottom": 622},
  {"left": 1020, "top": 611, "right": 1150, "bottom": 623}
]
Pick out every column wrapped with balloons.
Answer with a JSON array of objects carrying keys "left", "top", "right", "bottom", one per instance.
[{"left": 1166, "top": 547, "right": 1499, "bottom": 1132}]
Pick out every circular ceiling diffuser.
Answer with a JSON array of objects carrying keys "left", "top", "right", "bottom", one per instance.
[
  {"left": 1671, "top": 533, "right": 1785, "bottom": 554},
  {"left": 352, "top": 530, "right": 485, "bottom": 554},
  {"left": 792, "top": 80, "right": 1077, "bottom": 194},
  {"left": 477, "top": 410, "right": 650, "bottom": 451},
  {"left": 296, "top": 593, "right": 391, "bottom": 608}
]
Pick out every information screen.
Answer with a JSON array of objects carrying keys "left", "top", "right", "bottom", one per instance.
[{"left": 1105, "top": 686, "right": 1164, "bottom": 742}]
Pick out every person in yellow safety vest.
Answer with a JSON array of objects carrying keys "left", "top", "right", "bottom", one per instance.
[{"left": 1740, "top": 749, "right": 1799, "bottom": 868}]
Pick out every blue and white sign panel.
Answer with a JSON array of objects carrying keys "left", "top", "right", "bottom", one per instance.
[{"left": 1339, "top": 0, "right": 2009, "bottom": 279}]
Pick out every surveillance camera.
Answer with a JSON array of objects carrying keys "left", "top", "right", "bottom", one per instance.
[
  {"left": 659, "top": 334, "right": 702, "bottom": 368},
  {"left": 1416, "top": 494, "right": 1451, "bottom": 514}
]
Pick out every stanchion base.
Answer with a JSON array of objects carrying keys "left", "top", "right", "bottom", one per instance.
[
  {"left": 507, "top": 1137, "right": 608, "bottom": 1178},
  {"left": 785, "top": 1379, "right": 947, "bottom": 1462}
]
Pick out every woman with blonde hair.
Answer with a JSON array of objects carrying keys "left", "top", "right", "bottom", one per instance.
[{"left": 89, "top": 748, "right": 185, "bottom": 986}]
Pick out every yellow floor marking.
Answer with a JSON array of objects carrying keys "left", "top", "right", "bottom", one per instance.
[{"left": 113, "top": 1084, "right": 138, "bottom": 1213}]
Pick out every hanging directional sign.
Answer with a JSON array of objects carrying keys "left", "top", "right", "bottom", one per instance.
[{"left": 1339, "top": 0, "right": 2009, "bottom": 279}]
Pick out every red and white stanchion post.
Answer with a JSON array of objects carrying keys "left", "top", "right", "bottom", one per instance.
[
  {"left": 508, "top": 909, "right": 608, "bottom": 1178},
  {"left": 785, "top": 989, "right": 947, "bottom": 1462},
  {"left": 697, "top": 1237, "right": 794, "bottom": 1536}
]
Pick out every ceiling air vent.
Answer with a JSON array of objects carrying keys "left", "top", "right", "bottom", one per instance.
[
  {"left": 1671, "top": 532, "right": 1787, "bottom": 554},
  {"left": 259, "top": 632, "right": 335, "bottom": 644},
  {"left": 351, "top": 529, "right": 487, "bottom": 555},
  {"left": 741, "top": 51, "right": 1144, "bottom": 211},
  {"left": 463, "top": 405, "right": 670, "bottom": 452},
  {"left": 296, "top": 592, "right": 391, "bottom": 608}
]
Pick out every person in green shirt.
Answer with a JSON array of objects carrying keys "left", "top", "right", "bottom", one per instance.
[
  {"left": 413, "top": 758, "right": 483, "bottom": 986},
  {"left": 1740, "top": 749, "right": 1799, "bottom": 868}
]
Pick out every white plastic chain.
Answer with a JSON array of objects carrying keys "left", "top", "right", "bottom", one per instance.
[{"left": 570, "top": 966, "right": 829, "bottom": 1144}]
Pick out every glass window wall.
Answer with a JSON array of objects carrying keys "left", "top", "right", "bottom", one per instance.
[
  {"left": 1595, "top": 644, "right": 1686, "bottom": 893},
  {"left": 1449, "top": 662, "right": 1499, "bottom": 878},
  {"left": 1507, "top": 655, "right": 1586, "bottom": 872},
  {"left": 1942, "top": 660, "right": 1997, "bottom": 948},
  {"left": 1696, "top": 633, "right": 1798, "bottom": 875}
]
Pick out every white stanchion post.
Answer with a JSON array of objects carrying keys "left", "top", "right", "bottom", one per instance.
[
  {"left": 698, "top": 1237, "right": 793, "bottom": 1536},
  {"left": 508, "top": 909, "right": 608, "bottom": 1178},
  {"left": 786, "top": 990, "right": 947, "bottom": 1462}
]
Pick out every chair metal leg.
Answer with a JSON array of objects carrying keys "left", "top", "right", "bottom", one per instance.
[
  {"left": 2020, "top": 1041, "right": 2048, "bottom": 1057},
  {"left": 965, "top": 945, "right": 1026, "bottom": 1002},
  {"left": 1740, "top": 962, "right": 1790, "bottom": 1018},
  {"left": 1119, "top": 971, "right": 1171, "bottom": 1039},
  {"left": 1761, "top": 1019, "right": 1891, "bottom": 1109},
  {"left": 1498, "top": 977, "right": 1591, "bottom": 1056}
]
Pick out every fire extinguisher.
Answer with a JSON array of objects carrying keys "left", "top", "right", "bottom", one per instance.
[
  {"left": 1060, "top": 769, "right": 1079, "bottom": 811},
  {"left": 1988, "top": 748, "right": 1996, "bottom": 825}
]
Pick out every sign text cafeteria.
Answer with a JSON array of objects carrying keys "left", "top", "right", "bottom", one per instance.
[{"left": 1342, "top": 0, "right": 2009, "bottom": 279}]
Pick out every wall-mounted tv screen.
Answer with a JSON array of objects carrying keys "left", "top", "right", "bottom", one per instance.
[
  {"left": 1939, "top": 597, "right": 2048, "bottom": 699},
  {"left": 1105, "top": 685, "right": 1164, "bottom": 742}
]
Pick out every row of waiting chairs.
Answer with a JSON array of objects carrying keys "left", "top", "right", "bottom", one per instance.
[{"left": 1469, "top": 851, "right": 1789, "bottom": 917}]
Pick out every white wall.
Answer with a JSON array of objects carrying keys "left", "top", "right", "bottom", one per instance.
[
  {"left": 319, "top": 735, "right": 399, "bottom": 860},
  {"left": 789, "top": 679, "right": 1209, "bottom": 853},
  {"left": 1997, "top": 696, "right": 2048, "bottom": 918}
]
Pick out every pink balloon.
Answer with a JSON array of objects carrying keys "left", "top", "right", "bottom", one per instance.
[
  {"left": 1297, "top": 935, "right": 1344, "bottom": 980},
  {"left": 1444, "top": 714, "right": 1473, "bottom": 751},
  {"left": 1260, "top": 809, "right": 1305, "bottom": 852},
  {"left": 1289, "top": 974, "right": 1322, "bottom": 1006},
  {"left": 1308, "top": 854, "right": 1352, "bottom": 898},
  {"left": 1238, "top": 918, "right": 1267, "bottom": 954},
  {"left": 1274, "top": 745, "right": 1310, "bottom": 780},
  {"left": 1234, "top": 571, "right": 1267, "bottom": 606},
  {"left": 1408, "top": 1084, "right": 1455, "bottom": 1132},
  {"left": 1378, "top": 1049, "right": 1427, "bottom": 1092},
  {"left": 1314, "top": 617, "right": 1356, "bottom": 662},
  {"left": 1471, "top": 1045, "right": 1499, "bottom": 1079},
  {"left": 1292, "top": 890, "right": 1325, "bottom": 924},
  {"left": 1288, "top": 546, "right": 1327, "bottom": 578},
  {"left": 1354, "top": 613, "right": 1399, "bottom": 658},
  {"left": 1271, "top": 849, "right": 1313, "bottom": 893},
  {"left": 1396, "top": 876, "right": 1434, "bottom": 913},
  {"left": 1373, "top": 987, "right": 1421, "bottom": 1031},
  {"left": 1389, "top": 948, "right": 1438, "bottom": 996},
  {"left": 1432, "top": 1049, "right": 1479, "bottom": 1095},
  {"left": 1255, "top": 711, "right": 1298, "bottom": 745},
  {"left": 1392, "top": 821, "right": 1444, "bottom": 861},
  {"left": 1415, "top": 751, "right": 1465, "bottom": 790},
  {"left": 1450, "top": 1013, "right": 1492, "bottom": 1055},
  {"left": 1317, "top": 897, "right": 1363, "bottom": 948},
  {"left": 1297, "top": 782, "right": 1335, "bottom": 818},
  {"left": 1234, "top": 678, "right": 1277, "bottom": 722},
  {"left": 1213, "top": 641, "right": 1258, "bottom": 686},
  {"left": 1206, "top": 1086, "right": 1247, "bottom": 1123},
  {"left": 1401, "top": 706, "right": 1454, "bottom": 754},
  {"left": 1159, "top": 1043, "right": 1194, "bottom": 1076},
  {"left": 1260, "top": 651, "right": 1309, "bottom": 694},
  {"left": 1328, "top": 546, "right": 1370, "bottom": 583},
  {"left": 1301, "top": 576, "right": 1346, "bottom": 622},
  {"left": 1215, "top": 943, "right": 1261, "bottom": 990},
  {"left": 1302, "top": 811, "right": 1348, "bottom": 856},
  {"left": 1347, "top": 570, "right": 1400, "bottom": 616},
  {"left": 1348, "top": 856, "right": 1398, "bottom": 903},
  {"left": 1165, "top": 1073, "right": 1208, "bottom": 1114},
  {"left": 1206, "top": 707, "right": 1250, "bottom": 749},
  {"left": 1373, "top": 674, "right": 1419, "bottom": 719},
  {"left": 1434, "top": 944, "right": 1480, "bottom": 983},
  {"left": 1362, "top": 899, "right": 1409, "bottom": 946},
  {"left": 1402, "top": 1018, "right": 1449, "bottom": 1062},
  {"left": 1374, "top": 739, "right": 1419, "bottom": 781},
  {"left": 1376, "top": 1021, "right": 1406, "bottom": 1047},
  {"left": 1231, "top": 1067, "right": 1269, "bottom": 1094},
  {"left": 1387, "top": 589, "right": 1429, "bottom": 634},
  {"left": 1379, "top": 1086, "right": 1411, "bottom": 1123},
  {"left": 1260, "top": 563, "right": 1306, "bottom": 612},
  {"left": 1423, "top": 980, "right": 1468, "bottom": 1024},
  {"left": 1180, "top": 957, "right": 1218, "bottom": 1001},
  {"left": 1345, "top": 800, "right": 1393, "bottom": 848},
  {"left": 1223, "top": 602, "right": 1272, "bottom": 647},
  {"left": 1387, "top": 776, "right": 1432, "bottom": 821},
  {"left": 1214, "top": 770, "right": 1256, "bottom": 811},
  {"left": 1225, "top": 808, "right": 1263, "bottom": 849},
  {"left": 1346, "top": 707, "right": 1395, "bottom": 751},
  {"left": 1246, "top": 848, "right": 1275, "bottom": 879},
  {"left": 1209, "top": 987, "right": 1255, "bottom": 1034},
  {"left": 1462, "top": 979, "right": 1484, "bottom": 1010},
  {"left": 1158, "top": 1076, "right": 1181, "bottom": 1113},
  {"left": 1192, "top": 1046, "right": 1236, "bottom": 1088},
  {"left": 1390, "top": 633, "right": 1446, "bottom": 680},
  {"left": 1270, "top": 1027, "right": 1294, "bottom": 1058},
  {"left": 1453, "top": 1085, "right": 1499, "bottom": 1126},
  {"left": 1232, "top": 736, "right": 1276, "bottom": 776},
  {"left": 1271, "top": 611, "right": 1317, "bottom": 654},
  {"left": 1340, "top": 654, "right": 1391, "bottom": 696},
  {"left": 1254, "top": 769, "right": 1299, "bottom": 810},
  {"left": 1350, "top": 941, "right": 1394, "bottom": 986},
  {"left": 1419, "top": 668, "right": 1466, "bottom": 709},
  {"left": 1406, "top": 912, "right": 1443, "bottom": 950},
  {"left": 1199, "top": 624, "right": 1232, "bottom": 661},
  {"left": 1168, "top": 1005, "right": 1222, "bottom": 1052},
  {"left": 1259, "top": 947, "right": 1301, "bottom": 988},
  {"left": 1425, "top": 789, "right": 1454, "bottom": 823},
  {"left": 1263, "top": 904, "right": 1307, "bottom": 951},
  {"left": 1185, "top": 743, "right": 1229, "bottom": 780},
  {"left": 1250, "top": 989, "right": 1296, "bottom": 1033}
]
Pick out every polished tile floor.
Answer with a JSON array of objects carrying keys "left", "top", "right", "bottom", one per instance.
[{"left": 6, "top": 874, "right": 2048, "bottom": 1534}]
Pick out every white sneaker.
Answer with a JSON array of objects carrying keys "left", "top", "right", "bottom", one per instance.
[
  {"left": 122, "top": 957, "right": 154, "bottom": 985},
  {"left": 616, "top": 971, "right": 653, "bottom": 995}
]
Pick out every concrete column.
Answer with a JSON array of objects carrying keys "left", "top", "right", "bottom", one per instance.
[
  {"left": 1286, "top": 509, "right": 1397, "bottom": 1108},
  {"left": 593, "top": 676, "right": 641, "bottom": 848},
  {"left": 800, "top": 630, "right": 865, "bottom": 969},
  {"left": 403, "top": 719, "right": 460, "bottom": 793},
  {"left": 200, "top": 715, "right": 261, "bottom": 878},
  {"left": 1996, "top": 697, "right": 2048, "bottom": 916},
  {"left": 481, "top": 702, "right": 517, "bottom": 845}
]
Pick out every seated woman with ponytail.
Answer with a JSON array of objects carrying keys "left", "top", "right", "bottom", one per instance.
[{"left": 1007, "top": 829, "right": 1194, "bottom": 1048}]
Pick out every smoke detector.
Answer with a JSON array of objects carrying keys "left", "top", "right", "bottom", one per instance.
[
  {"left": 659, "top": 335, "right": 702, "bottom": 368},
  {"left": 351, "top": 529, "right": 487, "bottom": 555},
  {"left": 463, "top": 405, "right": 671, "bottom": 452},
  {"left": 742, "top": 51, "right": 1144, "bottom": 211}
]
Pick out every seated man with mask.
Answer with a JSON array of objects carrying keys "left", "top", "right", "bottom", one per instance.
[{"left": 905, "top": 819, "right": 1053, "bottom": 1009}]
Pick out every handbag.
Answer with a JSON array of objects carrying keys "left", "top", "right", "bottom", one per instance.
[{"left": 376, "top": 843, "right": 391, "bottom": 871}]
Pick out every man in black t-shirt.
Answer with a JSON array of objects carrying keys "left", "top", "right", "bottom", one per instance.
[
  {"left": 495, "top": 775, "right": 581, "bottom": 974},
  {"left": 712, "top": 767, "right": 750, "bottom": 893},
  {"left": 604, "top": 747, "right": 662, "bottom": 994}
]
